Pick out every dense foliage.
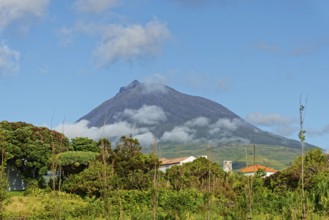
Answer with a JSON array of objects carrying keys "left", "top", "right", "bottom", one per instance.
[
  {"left": 0, "top": 121, "right": 329, "bottom": 219},
  {"left": 0, "top": 121, "right": 70, "bottom": 178}
]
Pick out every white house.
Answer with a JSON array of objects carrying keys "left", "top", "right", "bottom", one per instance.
[
  {"left": 159, "top": 156, "right": 196, "bottom": 172},
  {"left": 239, "top": 164, "right": 278, "bottom": 177}
]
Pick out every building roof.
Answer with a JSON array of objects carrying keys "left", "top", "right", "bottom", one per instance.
[
  {"left": 160, "top": 156, "right": 190, "bottom": 166},
  {"left": 239, "top": 164, "right": 278, "bottom": 173}
]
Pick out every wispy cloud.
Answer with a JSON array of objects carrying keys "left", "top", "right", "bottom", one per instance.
[
  {"left": 143, "top": 74, "right": 168, "bottom": 85},
  {"left": 307, "top": 124, "right": 329, "bottom": 137},
  {"left": 216, "top": 78, "right": 230, "bottom": 92},
  {"left": 170, "top": 0, "right": 228, "bottom": 8},
  {"left": 290, "top": 39, "right": 329, "bottom": 56},
  {"left": 246, "top": 112, "right": 292, "bottom": 126},
  {"left": 94, "top": 19, "right": 171, "bottom": 67},
  {"left": 246, "top": 112, "right": 297, "bottom": 136},
  {"left": 0, "top": 0, "right": 49, "bottom": 32},
  {"left": 122, "top": 105, "right": 167, "bottom": 125},
  {"left": 255, "top": 42, "right": 280, "bottom": 53},
  {"left": 57, "top": 21, "right": 105, "bottom": 46},
  {"left": 0, "top": 43, "right": 20, "bottom": 76},
  {"left": 74, "top": 0, "right": 119, "bottom": 13},
  {"left": 58, "top": 20, "right": 171, "bottom": 65}
]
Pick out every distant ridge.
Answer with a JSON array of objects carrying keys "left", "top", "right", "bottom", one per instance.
[{"left": 77, "top": 80, "right": 312, "bottom": 149}]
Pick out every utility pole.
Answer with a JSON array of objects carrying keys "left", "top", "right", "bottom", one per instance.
[{"left": 299, "top": 98, "right": 307, "bottom": 219}]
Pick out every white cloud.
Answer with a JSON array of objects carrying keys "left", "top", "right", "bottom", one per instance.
[
  {"left": 57, "top": 20, "right": 170, "bottom": 66},
  {"left": 141, "top": 82, "right": 168, "bottom": 94},
  {"left": 141, "top": 74, "right": 169, "bottom": 94},
  {"left": 55, "top": 120, "right": 152, "bottom": 142},
  {"left": 0, "top": 0, "right": 49, "bottom": 31},
  {"left": 55, "top": 120, "right": 101, "bottom": 140},
  {"left": 74, "top": 0, "right": 118, "bottom": 13},
  {"left": 185, "top": 117, "right": 209, "bottom": 127},
  {"left": 122, "top": 105, "right": 167, "bottom": 125},
  {"left": 134, "top": 132, "right": 155, "bottom": 146},
  {"left": 161, "top": 126, "right": 194, "bottom": 143},
  {"left": 210, "top": 118, "right": 241, "bottom": 134},
  {"left": 94, "top": 19, "right": 170, "bottom": 67},
  {"left": 55, "top": 120, "right": 158, "bottom": 146},
  {"left": 143, "top": 74, "right": 167, "bottom": 85},
  {"left": 101, "top": 121, "right": 144, "bottom": 137},
  {"left": 0, "top": 43, "right": 20, "bottom": 76}
]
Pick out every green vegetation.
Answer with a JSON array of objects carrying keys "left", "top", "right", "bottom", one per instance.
[
  {"left": 156, "top": 143, "right": 301, "bottom": 170},
  {"left": 0, "top": 121, "right": 328, "bottom": 219}
]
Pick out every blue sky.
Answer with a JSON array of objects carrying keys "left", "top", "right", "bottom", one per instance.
[{"left": 1, "top": 0, "right": 329, "bottom": 149}]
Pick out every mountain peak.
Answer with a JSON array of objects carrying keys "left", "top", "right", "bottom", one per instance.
[{"left": 119, "top": 80, "right": 141, "bottom": 93}]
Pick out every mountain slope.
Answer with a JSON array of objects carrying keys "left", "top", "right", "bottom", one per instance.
[{"left": 77, "top": 80, "right": 308, "bottom": 149}]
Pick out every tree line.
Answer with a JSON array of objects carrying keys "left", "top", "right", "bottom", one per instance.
[{"left": 0, "top": 121, "right": 328, "bottom": 219}]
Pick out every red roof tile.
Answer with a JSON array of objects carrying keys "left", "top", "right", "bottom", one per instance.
[{"left": 239, "top": 164, "right": 278, "bottom": 173}]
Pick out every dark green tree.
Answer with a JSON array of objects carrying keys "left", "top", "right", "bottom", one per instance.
[
  {"left": 57, "top": 151, "right": 99, "bottom": 178},
  {"left": 0, "top": 121, "right": 69, "bottom": 178},
  {"left": 112, "top": 136, "right": 159, "bottom": 190},
  {"left": 71, "top": 137, "right": 99, "bottom": 152}
]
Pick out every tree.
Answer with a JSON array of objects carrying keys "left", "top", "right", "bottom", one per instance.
[
  {"left": 111, "top": 136, "right": 159, "bottom": 190},
  {"left": 71, "top": 137, "right": 99, "bottom": 152},
  {"left": 62, "top": 161, "right": 113, "bottom": 197},
  {"left": 165, "top": 157, "right": 224, "bottom": 191},
  {"left": 0, "top": 121, "right": 70, "bottom": 178},
  {"left": 57, "top": 151, "right": 99, "bottom": 178}
]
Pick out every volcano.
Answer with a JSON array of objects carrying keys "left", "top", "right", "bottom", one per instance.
[{"left": 77, "top": 80, "right": 307, "bottom": 148}]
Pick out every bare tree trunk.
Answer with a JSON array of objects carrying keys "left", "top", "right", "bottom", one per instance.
[{"left": 100, "top": 138, "right": 112, "bottom": 220}]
